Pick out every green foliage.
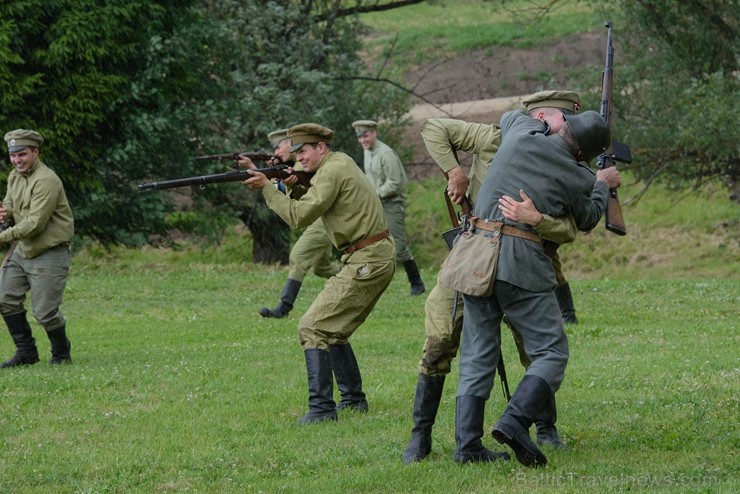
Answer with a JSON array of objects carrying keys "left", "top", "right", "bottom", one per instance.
[
  {"left": 590, "top": 0, "right": 739, "bottom": 195},
  {"left": 0, "top": 0, "right": 414, "bottom": 249}
]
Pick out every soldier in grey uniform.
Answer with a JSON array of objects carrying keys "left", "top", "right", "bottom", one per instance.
[
  {"left": 245, "top": 123, "right": 396, "bottom": 424},
  {"left": 352, "top": 120, "right": 425, "bottom": 296},
  {"left": 404, "top": 91, "right": 584, "bottom": 464},
  {"left": 455, "top": 110, "right": 620, "bottom": 467},
  {"left": 0, "top": 129, "right": 75, "bottom": 367},
  {"left": 249, "top": 129, "right": 341, "bottom": 319}
]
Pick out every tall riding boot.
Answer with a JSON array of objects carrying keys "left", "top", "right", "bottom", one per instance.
[
  {"left": 46, "top": 324, "right": 72, "bottom": 365},
  {"left": 492, "top": 375, "right": 551, "bottom": 467},
  {"left": 402, "top": 259, "right": 426, "bottom": 296},
  {"left": 402, "top": 374, "right": 446, "bottom": 463},
  {"left": 329, "top": 343, "right": 368, "bottom": 412},
  {"left": 297, "top": 348, "right": 337, "bottom": 425},
  {"left": 555, "top": 282, "right": 578, "bottom": 324},
  {"left": 454, "top": 395, "right": 511, "bottom": 464},
  {"left": 0, "top": 311, "right": 40, "bottom": 368},
  {"left": 260, "top": 279, "right": 302, "bottom": 318},
  {"left": 534, "top": 394, "right": 567, "bottom": 449}
]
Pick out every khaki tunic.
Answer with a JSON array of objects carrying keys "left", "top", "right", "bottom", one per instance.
[
  {"left": 262, "top": 151, "right": 395, "bottom": 349},
  {"left": 0, "top": 159, "right": 74, "bottom": 258}
]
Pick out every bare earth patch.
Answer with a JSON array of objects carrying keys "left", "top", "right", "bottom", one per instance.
[{"left": 402, "top": 32, "right": 604, "bottom": 179}]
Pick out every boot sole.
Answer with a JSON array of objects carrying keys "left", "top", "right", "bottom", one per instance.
[{"left": 492, "top": 429, "right": 547, "bottom": 467}]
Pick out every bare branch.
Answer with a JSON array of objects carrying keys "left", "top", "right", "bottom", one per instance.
[
  {"left": 334, "top": 75, "right": 455, "bottom": 116},
  {"left": 313, "top": 0, "right": 427, "bottom": 22}
]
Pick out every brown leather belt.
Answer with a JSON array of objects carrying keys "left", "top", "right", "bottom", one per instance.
[
  {"left": 471, "top": 218, "right": 543, "bottom": 244},
  {"left": 344, "top": 229, "right": 390, "bottom": 254}
]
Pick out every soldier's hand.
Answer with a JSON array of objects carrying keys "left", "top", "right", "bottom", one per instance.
[
  {"left": 596, "top": 167, "right": 621, "bottom": 189},
  {"left": 243, "top": 170, "right": 270, "bottom": 190},
  {"left": 447, "top": 166, "right": 469, "bottom": 204},
  {"left": 498, "top": 190, "right": 544, "bottom": 227},
  {"left": 282, "top": 168, "right": 299, "bottom": 187},
  {"left": 238, "top": 155, "right": 256, "bottom": 170}
]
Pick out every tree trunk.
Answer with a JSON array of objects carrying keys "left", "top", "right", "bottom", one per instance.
[{"left": 241, "top": 196, "right": 291, "bottom": 265}]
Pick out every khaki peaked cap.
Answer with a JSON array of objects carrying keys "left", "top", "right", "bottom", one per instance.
[
  {"left": 352, "top": 119, "right": 378, "bottom": 137},
  {"left": 5, "top": 129, "right": 44, "bottom": 152},
  {"left": 522, "top": 90, "right": 581, "bottom": 114},
  {"left": 288, "top": 123, "right": 334, "bottom": 152},
  {"left": 267, "top": 128, "right": 290, "bottom": 148},
  {"left": 565, "top": 110, "right": 610, "bottom": 162}
]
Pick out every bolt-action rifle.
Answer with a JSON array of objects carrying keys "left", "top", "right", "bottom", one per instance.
[
  {"left": 137, "top": 164, "right": 313, "bottom": 191},
  {"left": 598, "top": 21, "right": 633, "bottom": 236},
  {"left": 195, "top": 151, "right": 276, "bottom": 164}
]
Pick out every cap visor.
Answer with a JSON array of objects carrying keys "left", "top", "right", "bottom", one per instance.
[
  {"left": 290, "top": 143, "right": 305, "bottom": 153},
  {"left": 355, "top": 131, "right": 368, "bottom": 137},
  {"left": 7, "top": 145, "right": 27, "bottom": 153}
]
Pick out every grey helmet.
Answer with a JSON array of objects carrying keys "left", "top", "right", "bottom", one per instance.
[{"left": 564, "top": 110, "right": 610, "bottom": 162}]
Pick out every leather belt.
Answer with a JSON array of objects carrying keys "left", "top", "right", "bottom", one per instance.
[
  {"left": 470, "top": 218, "right": 543, "bottom": 244},
  {"left": 344, "top": 229, "right": 390, "bottom": 254}
]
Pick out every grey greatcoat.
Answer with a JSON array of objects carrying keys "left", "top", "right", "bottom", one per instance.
[{"left": 457, "top": 110, "right": 608, "bottom": 399}]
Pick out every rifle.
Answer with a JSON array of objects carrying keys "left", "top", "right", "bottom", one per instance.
[
  {"left": 598, "top": 21, "right": 633, "bottom": 236},
  {"left": 195, "top": 151, "right": 276, "bottom": 164},
  {"left": 137, "top": 164, "right": 313, "bottom": 191}
]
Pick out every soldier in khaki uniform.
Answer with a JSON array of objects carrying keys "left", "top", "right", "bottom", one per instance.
[
  {"left": 245, "top": 123, "right": 395, "bottom": 424},
  {"left": 0, "top": 129, "right": 74, "bottom": 367},
  {"left": 404, "top": 91, "right": 595, "bottom": 464},
  {"left": 352, "top": 120, "right": 425, "bottom": 296},
  {"left": 250, "top": 129, "right": 341, "bottom": 319}
]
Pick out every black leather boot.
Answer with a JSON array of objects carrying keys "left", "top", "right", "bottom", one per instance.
[
  {"left": 0, "top": 311, "right": 40, "bottom": 368},
  {"left": 454, "top": 395, "right": 511, "bottom": 464},
  {"left": 534, "top": 394, "right": 567, "bottom": 449},
  {"left": 402, "top": 374, "right": 446, "bottom": 463},
  {"left": 492, "top": 375, "right": 551, "bottom": 467},
  {"left": 329, "top": 343, "right": 368, "bottom": 412},
  {"left": 555, "top": 282, "right": 578, "bottom": 324},
  {"left": 47, "top": 324, "right": 72, "bottom": 365},
  {"left": 297, "top": 349, "right": 337, "bottom": 425},
  {"left": 402, "top": 260, "right": 425, "bottom": 296},
  {"left": 260, "top": 278, "right": 302, "bottom": 318}
]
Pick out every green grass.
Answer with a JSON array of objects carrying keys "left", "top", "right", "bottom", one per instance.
[
  {"left": 0, "top": 178, "right": 738, "bottom": 493},
  {"left": 359, "top": 0, "right": 601, "bottom": 67},
  {"left": 0, "top": 259, "right": 737, "bottom": 493}
]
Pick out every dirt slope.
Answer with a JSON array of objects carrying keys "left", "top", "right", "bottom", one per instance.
[{"left": 402, "top": 32, "right": 604, "bottom": 179}]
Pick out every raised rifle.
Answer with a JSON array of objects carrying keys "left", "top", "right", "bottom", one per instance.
[
  {"left": 137, "top": 164, "right": 313, "bottom": 191},
  {"left": 598, "top": 21, "right": 633, "bottom": 236},
  {"left": 195, "top": 151, "right": 276, "bottom": 164}
]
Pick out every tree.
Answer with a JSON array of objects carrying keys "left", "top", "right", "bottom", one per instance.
[
  {"left": 492, "top": 0, "right": 739, "bottom": 201},
  {"left": 0, "top": 0, "right": 421, "bottom": 261}
]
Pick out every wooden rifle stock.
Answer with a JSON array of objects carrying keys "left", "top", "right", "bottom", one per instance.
[
  {"left": 137, "top": 164, "right": 313, "bottom": 191},
  {"left": 599, "top": 21, "right": 630, "bottom": 236}
]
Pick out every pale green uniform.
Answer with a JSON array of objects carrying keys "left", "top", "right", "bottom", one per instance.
[
  {"left": 363, "top": 139, "right": 413, "bottom": 262},
  {"left": 0, "top": 158, "right": 74, "bottom": 329},
  {"left": 262, "top": 151, "right": 396, "bottom": 350},
  {"left": 418, "top": 118, "right": 576, "bottom": 376}
]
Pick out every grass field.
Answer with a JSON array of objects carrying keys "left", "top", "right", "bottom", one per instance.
[
  {"left": 2, "top": 1, "right": 738, "bottom": 491},
  {"left": 0, "top": 175, "right": 737, "bottom": 493}
]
